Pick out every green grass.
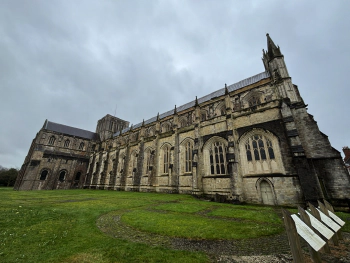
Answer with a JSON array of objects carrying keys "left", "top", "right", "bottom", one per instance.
[
  {"left": 0, "top": 188, "right": 207, "bottom": 263},
  {"left": 4, "top": 187, "right": 341, "bottom": 262},
  {"left": 121, "top": 208, "right": 283, "bottom": 239},
  {"left": 336, "top": 211, "right": 350, "bottom": 232},
  {"left": 207, "top": 206, "right": 281, "bottom": 224}
]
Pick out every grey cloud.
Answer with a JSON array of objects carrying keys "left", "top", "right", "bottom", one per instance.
[{"left": 1, "top": 0, "right": 349, "bottom": 168}]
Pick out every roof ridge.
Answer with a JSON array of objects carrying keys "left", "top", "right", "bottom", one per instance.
[
  {"left": 114, "top": 71, "right": 270, "bottom": 136},
  {"left": 46, "top": 120, "right": 96, "bottom": 134}
]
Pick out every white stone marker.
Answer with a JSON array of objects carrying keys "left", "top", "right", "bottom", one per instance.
[
  {"left": 291, "top": 214, "right": 326, "bottom": 252},
  {"left": 306, "top": 210, "right": 334, "bottom": 240},
  {"left": 327, "top": 210, "right": 345, "bottom": 226},
  {"left": 316, "top": 208, "right": 341, "bottom": 232}
]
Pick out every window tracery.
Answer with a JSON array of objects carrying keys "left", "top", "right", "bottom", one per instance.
[
  {"left": 161, "top": 122, "right": 170, "bottom": 133},
  {"left": 203, "top": 137, "right": 228, "bottom": 176},
  {"left": 240, "top": 130, "right": 284, "bottom": 176},
  {"left": 48, "top": 136, "right": 56, "bottom": 145},
  {"left": 162, "top": 145, "right": 170, "bottom": 174},
  {"left": 64, "top": 139, "right": 70, "bottom": 148},
  {"left": 185, "top": 141, "right": 193, "bottom": 173},
  {"left": 79, "top": 142, "right": 84, "bottom": 150},
  {"left": 245, "top": 135, "right": 275, "bottom": 162},
  {"left": 209, "top": 142, "right": 227, "bottom": 175},
  {"left": 179, "top": 117, "right": 187, "bottom": 128}
]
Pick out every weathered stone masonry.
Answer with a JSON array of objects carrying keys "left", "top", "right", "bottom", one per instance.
[{"left": 15, "top": 34, "right": 350, "bottom": 207}]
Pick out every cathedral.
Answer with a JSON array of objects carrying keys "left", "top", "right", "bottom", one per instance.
[{"left": 14, "top": 34, "right": 350, "bottom": 207}]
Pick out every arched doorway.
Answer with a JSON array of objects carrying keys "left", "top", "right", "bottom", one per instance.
[{"left": 260, "top": 180, "right": 274, "bottom": 205}]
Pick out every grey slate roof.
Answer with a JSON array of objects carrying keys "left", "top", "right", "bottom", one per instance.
[
  {"left": 43, "top": 120, "right": 99, "bottom": 140},
  {"left": 114, "top": 71, "right": 270, "bottom": 136}
]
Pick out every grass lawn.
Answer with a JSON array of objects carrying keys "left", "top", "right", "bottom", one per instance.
[{"left": 0, "top": 187, "right": 347, "bottom": 263}]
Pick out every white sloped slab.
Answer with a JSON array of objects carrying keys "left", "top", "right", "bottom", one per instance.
[
  {"left": 306, "top": 210, "right": 334, "bottom": 240},
  {"left": 327, "top": 210, "right": 345, "bottom": 226},
  {"left": 317, "top": 209, "right": 341, "bottom": 232},
  {"left": 291, "top": 214, "right": 326, "bottom": 251}
]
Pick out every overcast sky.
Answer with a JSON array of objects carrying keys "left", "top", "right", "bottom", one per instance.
[{"left": 1, "top": 0, "right": 349, "bottom": 168}]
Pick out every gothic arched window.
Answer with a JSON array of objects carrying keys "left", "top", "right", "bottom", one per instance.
[
  {"left": 239, "top": 130, "right": 284, "bottom": 176},
  {"left": 185, "top": 141, "right": 193, "bottom": 173},
  {"left": 79, "top": 142, "right": 84, "bottom": 150},
  {"left": 40, "top": 170, "right": 48, "bottom": 180},
  {"left": 248, "top": 96, "right": 260, "bottom": 107},
  {"left": 48, "top": 136, "right": 55, "bottom": 145},
  {"left": 75, "top": 172, "right": 81, "bottom": 181},
  {"left": 59, "top": 171, "right": 66, "bottom": 182},
  {"left": 162, "top": 123, "right": 170, "bottom": 133},
  {"left": 162, "top": 145, "right": 170, "bottom": 174},
  {"left": 179, "top": 118, "right": 187, "bottom": 128},
  {"left": 143, "top": 148, "right": 154, "bottom": 175},
  {"left": 245, "top": 135, "right": 275, "bottom": 162},
  {"left": 64, "top": 139, "right": 70, "bottom": 148},
  {"left": 209, "top": 142, "right": 227, "bottom": 175},
  {"left": 201, "top": 110, "right": 207, "bottom": 121}
]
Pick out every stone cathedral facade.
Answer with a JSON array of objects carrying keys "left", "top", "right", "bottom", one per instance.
[{"left": 15, "top": 35, "right": 350, "bottom": 207}]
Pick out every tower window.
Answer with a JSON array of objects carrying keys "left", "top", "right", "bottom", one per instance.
[
  {"left": 59, "top": 171, "right": 66, "bottom": 182},
  {"left": 64, "top": 140, "right": 70, "bottom": 148},
  {"left": 48, "top": 136, "right": 56, "bottom": 145},
  {"left": 40, "top": 170, "right": 48, "bottom": 180},
  {"left": 75, "top": 172, "right": 81, "bottom": 181},
  {"left": 79, "top": 142, "right": 84, "bottom": 150}
]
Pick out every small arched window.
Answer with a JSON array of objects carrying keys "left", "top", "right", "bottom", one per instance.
[
  {"left": 48, "top": 136, "right": 55, "bottom": 145},
  {"left": 40, "top": 170, "right": 48, "bottom": 180},
  {"left": 220, "top": 107, "right": 225, "bottom": 116},
  {"left": 147, "top": 127, "right": 155, "bottom": 137},
  {"left": 59, "top": 171, "right": 66, "bottom": 182},
  {"left": 75, "top": 172, "right": 81, "bottom": 181},
  {"left": 162, "top": 123, "right": 170, "bottom": 133},
  {"left": 249, "top": 96, "right": 260, "bottom": 107},
  {"left": 201, "top": 111, "right": 207, "bottom": 121},
  {"left": 64, "top": 140, "right": 70, "bottom": 148},
  {"left": 179, "top": 118, "right": 187, "bottom": 128},
  {"left": 79, "top": 142, "right": 84, "bottom": 150}
]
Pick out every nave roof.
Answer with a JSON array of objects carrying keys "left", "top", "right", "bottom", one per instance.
[
  {"left": 43, "top": 120, "right": 99, "bottom": 140},
  {"left": 114, "top": 71, "right": 270, "bottom": 136}
]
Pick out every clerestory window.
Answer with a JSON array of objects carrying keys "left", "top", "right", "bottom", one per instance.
[
  {"left": 48, "top": 136, "right": 55, "bottom": 145},
  {"left": 79, "top": 142, "right": 84, "bottom": 150},
  {"left": 64, "top": 140, "right": 70, "bottom": 148}
]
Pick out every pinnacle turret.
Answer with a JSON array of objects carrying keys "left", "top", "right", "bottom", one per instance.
[{"left": 263, "top": 33, "right": 283, "bottom": 61}]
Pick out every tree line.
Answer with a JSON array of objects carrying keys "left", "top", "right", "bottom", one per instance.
[{"left": 0, "top": 165, "right": 18, "bottom": 187}]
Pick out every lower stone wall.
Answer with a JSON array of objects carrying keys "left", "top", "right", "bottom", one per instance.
[{"left": 242, "top": 176, "right": 303, "bottom": 206}]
